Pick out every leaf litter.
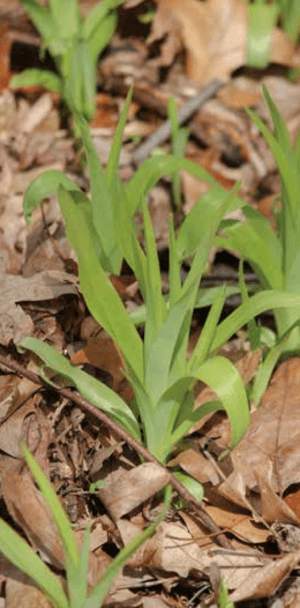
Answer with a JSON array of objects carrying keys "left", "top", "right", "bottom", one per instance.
[{"left": 1, "top": 1, "right": 300, "bottom": 606}]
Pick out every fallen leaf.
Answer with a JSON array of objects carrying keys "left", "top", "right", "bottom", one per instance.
[
  {"left": 1, "top": 470, "right": 65, "bottom": 569},
  {"left": 0, "top": 250, "right": 78, "bottom": 344},
  {"left": 230, "top": 551, "right": 300, "bottom": 602},
  {"left": 96, "top": 462, "right": 170, "bottom": 520},
  {"left": 230, "top": 358, "right": 300, "bottom": 495},
  {"left": 147, "top": 0, "right": 294, "bottom": 82}
]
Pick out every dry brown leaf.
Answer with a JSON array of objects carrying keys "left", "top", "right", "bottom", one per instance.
[
  {"left": 148, "top": 0, "right": 294, "bottom": 83},
  {"left": 230, "top": 358, "right": 300, "bottom": 495},
  {"left": 256, "top": 471, "right": 300, "bottom": 525},
  {"left": 0, "top": 251, "right": 78, "bottom": 344},
  {"left": 96, "top": 462, "right": 170, "bottom": 520},
  {"left": 230, "top": 550, "right": 300, "bottom": 602},
  {"left": 1, "top": 470, "right": 64, "bottom": 569},
  {"left": 5, "top": 575, "right": 52, "bottom": 608},
  {"left": 168, "top": 447, "right": 220, "bottom": 485}
]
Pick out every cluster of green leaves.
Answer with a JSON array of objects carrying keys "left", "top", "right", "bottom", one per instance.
[
  {"left": 20, "top": 90, "right": 300, "bottom": 466},
  {"left": 215, "top": 86, "right": 300, "bottom": 401},
  {"left": 0, "top": 445, "right": 172, "bottom": 608},
  {"left": 10, "top": 0, "right": 124, "bottom": 121},
  {"left": 246, "top": 0, "right": 300, "bottom": 68}
]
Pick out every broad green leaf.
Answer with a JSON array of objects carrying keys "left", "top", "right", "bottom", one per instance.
[
  {"left": 87, "top": 10, "right": 118, "bottom": 66},
  {"left": 10, "top": 69, "right": 62, "bottom": 94},
  {"left": 23, "top": 445, "right": 79, "bottom": 570},
  {"left": 0, "top": 518, "right": 69, "bottom": 608},
  {"left": 172, "top": 471, "right": 204, "bottom": 502},
  {"left": 193, "top": 356, "right": 250, "bottom": 450},
  {"left": 17, "top": 0, "right": 55, "bottom": 44},
  {"left": 216, "top": 206, "right": 283, "bottom": 290},
  {"left": 20, "top": 337, "right": 141, "bottom": 440},
  {"left": 177, "top": 180, "right": 242, "bottom": 260},
  {"left": 86, "top": 485, "right": 172, "bottom": 608},
  {"left": 246, "top": 3, "right": 279, "bottom": 68},
  {"left": 23, "top": 169, "right": 81, "bottom": 224},
  {"left": 83, "top": 0, "right": 123, "bottom": 39},
  {"left": 49, "top": 0, "right": 80, "bottom": 39},
  {"left": 211, "top": 290, "right": 300, "bottom": 353}
]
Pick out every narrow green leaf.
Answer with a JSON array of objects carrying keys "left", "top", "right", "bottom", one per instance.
[
  {"left": 23, "top": 445, "right": 79, "bottom": 570},
  {"left": 86, "top": 485, "right": 172, "bottom": 607},
  {"left": 74, "top": 115, "right": 119, "bottom": 271},
  {"left": 188, "top": 284, "right": 226, "bottom": 373},
  {"left": 143, "top": 198, "right": 168, "bottom": 359},
  {"left": 168, "top": 215, "right": 181, "bottom": 307},
  {"left": 106, "top": 88, "right": 133, "bottom": 189},
  {"left": 10, "top": 69, "right": 62, "bottom": 94},
  {"left": 211, "top": 290, "right": 300, "bottom": 353},
  {"left": 20, "top": 337, "right": 141, "bottom": 440},
  {"left": 0, "top": 518, "right": 68, "bottom": 608}
]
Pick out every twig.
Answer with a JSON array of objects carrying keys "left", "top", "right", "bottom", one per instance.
[
  {"left": 0, "top": 352, "right": 233, "bottom": 550},
  {"left": 132, "top": 78, "right": 224, "bottom": 166}
]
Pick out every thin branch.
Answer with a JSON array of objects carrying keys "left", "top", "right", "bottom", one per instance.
[{"left": 0, "top": 352, "right": 233, "bottom": 550}]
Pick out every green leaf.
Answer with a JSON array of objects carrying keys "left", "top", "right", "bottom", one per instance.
[
  {"left": 17, "top": 0, "right": 55, "bottom": 44},
  {"left": 23, "top": 445, "right": 79, "bottom": 570},
  {"left": 172, "top": 471, "right": 204, "bottom": 502},
  {"left": 20, "top": 337, "right": 141, "bottom": 440},
  {"left": 74, "top": 115, "right": 120, "bottom": 272},
  {"left": 10, "top": 69, "right": 62, "bottom": 94},
  {"left": 143, "top": 198, "right": 168, "bottom": 360},
  {"left": 106, "top": 88, "right": 133, "bottom": 189},
  {"left": 211, "top": 290, "right": 300, "bottom": 353},
  {"left": 193, "top": 356, "right": 250, "bottom": 451},
  {"left": 86, "top": 485, "right": 172, "bottom": 608},
  {"left": 0, "top": 518, "right": 68, "bottom": 608},
  {"left": 48, "top": 0, "right": 80, "bottom": 40},
  {"left": 188, "top": 284, "right": 226, "bottom": 373},
  {"left": 246, "top": 3, "right": 279, "bottom": 68},
  {"left": 23, "top": 169, "right": 81, "bottom": 224},
  {"left": 216, "top": 206, "right": 283, "bottom": 291},
  {"left": 87, "top": 10, "right": 119, "bottom": 66},
  {"left": 57, "top": 186, "right": 143, "bottom": 380}
]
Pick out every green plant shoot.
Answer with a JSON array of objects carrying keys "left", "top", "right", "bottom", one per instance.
[
  {"left": 0, "top": 444, "right": 172, "bottom": 608},
  {"left": 10, "top": 0, "right": 124, "bottom": 122}
]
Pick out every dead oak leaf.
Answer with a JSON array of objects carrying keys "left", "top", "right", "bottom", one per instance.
[{"left": 146, "top": 0, "right": 294, "bottom": 83}]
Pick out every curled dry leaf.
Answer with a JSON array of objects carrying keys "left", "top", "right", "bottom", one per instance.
[{"left": 146, "top": 0, "right": 294, "bottom": 83}]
